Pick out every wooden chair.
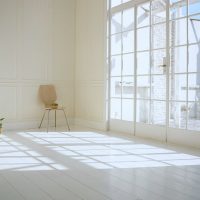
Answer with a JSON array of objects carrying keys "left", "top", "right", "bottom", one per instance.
[{"left": 38, "top": 85, "right": 70, "bottom": 132}]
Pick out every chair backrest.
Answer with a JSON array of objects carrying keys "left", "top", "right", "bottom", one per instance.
[{"left": 39, "top": 85, "right": 57, "bottom": 107}]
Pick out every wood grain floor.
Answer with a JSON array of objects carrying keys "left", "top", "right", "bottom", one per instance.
[{"left": 0, "top": 126, "right": 200, "bottom": 200}]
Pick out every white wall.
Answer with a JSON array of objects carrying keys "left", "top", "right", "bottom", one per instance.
[
  {"left": 75, "top": 0, "right": 107, "bottom": 130},
  {"left": 0, "top": 0, "right": 75, "bottom": 129}
]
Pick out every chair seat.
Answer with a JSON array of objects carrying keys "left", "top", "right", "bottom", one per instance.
[{"left": 45, "top": 106, "right": 65, "bottom": 110}]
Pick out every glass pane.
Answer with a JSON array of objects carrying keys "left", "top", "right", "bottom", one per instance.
[
  {"left": 111, "top": 12, "right": 122, "bottom": 34},
  {"left": 123, "top": 53, "right": 134, "bottom": 76},
  {"left": 137, "top": 2, "right": 150, "bottom": 28},
  {"left": 122, "top": 76, "right": 134, "bottom": 98},
  {"left": 170, "top": 46, "right": 187, "bottom": 73},
  {"left": 111, "top": 55, "right": 121, "bottom": 76},
  {"left": 188, "top": 102, "right": 200, "bottom": 131},
  {"left": 188, "top": 74, "right": 200, "bottom": 101},
  {"left": 188, "top": 44, "right": 200, "bottom": 73},
  {"left": 137, "top": 52, "right": 150, "bottom": 75},
  {"left": 123, "top": 31, "right": 134, "bottom": 53},
  {"left": 170, "top": 0, "right": 187, "bottom": 19},
  {"left": 111, "top": 98, "right": 121, "bottom": 119},
  {"left": 189, "top": 0, "right": 200, "bottom": 15},
  {"left": 111, "top": 33, "right": 121, "bottom": 55},
  {"left": 188, "top": 15, "right": 200, "bottom": 44},
  {"left": 137, "top": 76, "right": 150, "bottom": 99},
  {"left": 152, "top": 0, "right": 166, "bottom": 24},
  {"left": 151, "top": 75, "right": 166, "bottom": 100},
  {"left": 169, "top": 101, "right": 187, "bottom": 129},
  {"left": 152, "top": 23, "right": 166, "bottom": 49},
  {"left": 169, "top": 74, "right": 187, "bottom": 101},
  {"left": 152, "top": 49, "right": 166, "bottom": 74},
  {"left": 122, "top": 99, "right": 134, "bottom": 121},
  {"left": 151, "top": 100, "right": 166, "bottom": 125},
  {"left": 136, "top": 100, "right": 150, "bottom": 123},
  {"left": 123, "top": 8, "right": 134, "bottom": 32},
  {"left": 111, "top": 0, "right": 122, "bottom": 8},
  {"left": 137, "top": 27, "right": 150, "bottom": 51},
  {"left": 170, "top": 18, "right": 187, "bottom": 47},
  {"left": 111, "top": 77, "right": 121, "bottom": 98}
]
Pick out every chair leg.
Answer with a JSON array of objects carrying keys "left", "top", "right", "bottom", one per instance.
[
  {"left": 55, "top": 110, "right": 57, "bottom": 128},
  {"left": 47, "top": 110, "right": 50, "bottom": 132},
  {"left": 62, "top": 109, "right": 70, "bottom": 131},
  {"left": 39, "top": 110, "right": 46, "bottom": 128}
]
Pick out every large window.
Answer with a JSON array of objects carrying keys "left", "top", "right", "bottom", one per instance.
[
  {"left": 108, "top": 0, "right": 200, "bottom": 132},
  {"left": 169, "top": 0, "right": 200, "bottom": 131}
]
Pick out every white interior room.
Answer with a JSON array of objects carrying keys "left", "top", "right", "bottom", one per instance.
[{"left": 0, "top": 0, "right": 200, "bottom": 199}]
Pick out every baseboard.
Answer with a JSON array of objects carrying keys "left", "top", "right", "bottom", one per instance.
[
  {"left": 3, "top": 117, "right": 105, "bottom": 132},
  {"left": 74, "top": 118, "right": 107, "bottom": 131},
  {"left": 4, "top": 118, "right": 74, "bottom": 131}
]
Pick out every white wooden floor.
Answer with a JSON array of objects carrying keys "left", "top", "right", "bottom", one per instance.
[{"left": 1, "top": 126, "right": 200, "bottom": 200}]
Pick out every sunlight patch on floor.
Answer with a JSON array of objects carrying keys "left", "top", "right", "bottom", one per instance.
[
  {"left": 0, "top": 134, "right": 67, "bottom": 171},
  {"left": 15, "top": 131, "right": 200, "bottom": 170}
]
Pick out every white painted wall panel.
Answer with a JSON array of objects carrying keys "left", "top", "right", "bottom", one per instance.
[
  {"left": 75, "top": 0, "right": 106, "bottom": 129},
  {"left": 19, "top": 86, "right": 42, "bottom": 119},
  {"left": 20, "top": 0, "right": 50, "bottom": 80},
  {"left": 0, "top": 86, "right": 17, "bottom": 120},
  {"left": 0, "top": 0, "right": 75, "bottom": 129},
  {"left": 0, "top": 0, "right": 17, "bottom": 79}
]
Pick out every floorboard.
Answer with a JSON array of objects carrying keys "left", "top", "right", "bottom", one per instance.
[{"left": 0, "top": 126, "right": 200, "bottom": 200}]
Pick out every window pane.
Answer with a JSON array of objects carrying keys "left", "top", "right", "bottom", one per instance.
[
  {"left": 111, "top": 12, "right": 122, "bottom": 34},
  {"left": 152, "top": 23, "right": 166, "bottom": 49},
  {"left": 137, "top": 27, "right": 150, "bottom": 51},
  {"left": 122, "top": 76, "right": 134, "bottom": 98},
  {"left": 170, "top": 0, "right": 187, "bottom": 19},
  {"left": 169, "top": 101, "right": 187, "bottom": 129},
  {"left": 170, "top": 18, "right": 187, "bottom": 47},
  {"left": 111, "top": 77, "right": 121, "bottom": 98},
  {"left": 170, "top": 46, "right": 187, "bottom": 73},
  {"left": 137, "top": 76, "right": 150, "bottom": 99},
  {"left": 188, "top": 15, "right": 200, "bottom": 44},
  {"left": 123, "top": 8, "right": 134, "bottom": 32},
  {"left": 189, "top": 0, "right": 200, "bottom": 15},
  {"left": 137, "top": 2, "right": 150, "bottom": 28},
  {"left": 151, "top": 75, "right": 166, "bottom": 100},
  {"left": 152, "top": 49, "right": 166, "bottom": 74},
  {"left": 122, "top": 99, "right": 134, "bottom": 121},
  {"left": 188, "top": 44, "right": 200, "bottom": 73},
  {"left": 111, "top": 34, "right": 121, "bottom": 55},
  {"left": 169, "top": 74, "right": 187, "bottom": 101},
  {"left": 188, "top": 74, "right": 200, "bottom": 101},
  {"left": 111, "top": 55, "right": 121, "bottom": 76},
  {"left": 188, "top": 102, "right": 200, "bottom": 131},
  {"left": 123, "top": 31, "right": 134, "bottom": 53},
  {"left": 151, "top": 101, "right": 166, "bottom": 125},
  {"left": 136, "top": 100, "right": 150, "bottom": 123},
  {"left": 137, "top": 52, "right": 150, "bottom": 75},
  {"left": 111, "top": 98, "right": 121, "bottom": 119},
  {"left": 123, "top": 53, "right": 134, "bottom": 76},
  {"left": 152, "top": 0, "right": 166, "bottom": 24}
]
